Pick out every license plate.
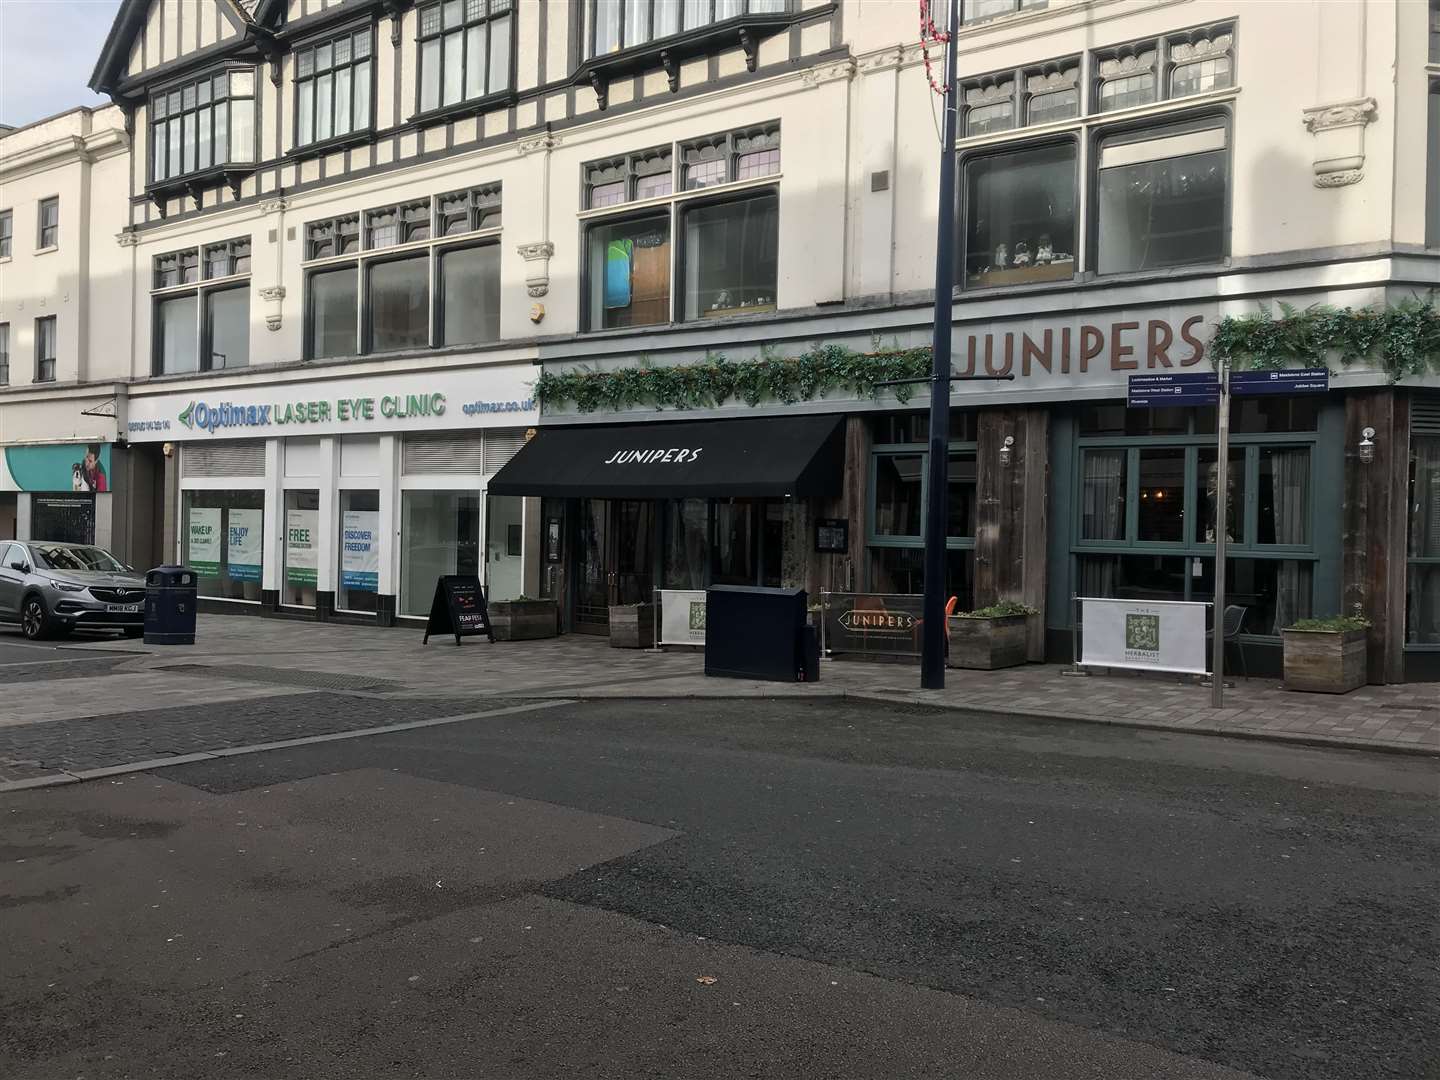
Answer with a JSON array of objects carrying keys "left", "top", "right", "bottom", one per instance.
[{"left": 106, "top": 604, "right": 141, "bottom": 614}]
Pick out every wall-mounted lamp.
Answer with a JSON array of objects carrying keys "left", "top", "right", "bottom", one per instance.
[
  {"left": 1358, "top": 426, "right": 1376, "bottom": 465},
  {"left": 998, "top": 435, "right": 1015, "bottom": 468}
]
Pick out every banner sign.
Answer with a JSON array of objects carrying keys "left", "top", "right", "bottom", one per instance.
[
  {"left": 285, "top": 509, "right": 318, "bottom": 587},
  {"left": 187, "top": 507, "right": 222, "bottom": 576},
  {"left": 423, "top": 575, "right": 495, "bottom": 646},
  {"left": 1, "top": 444, "right": 111, "bottom": 493},
  {"left": 341, "top": 511, "right": 380, "bottom": 592},
  {"left": 1127, "top": 373, "right": 1220, "bottom": 408},
  {"left": 822, "top": 592, "right": 924, "bottom": 657},
  {"left": 125, "top": 366, "right": 538, "bottom": 442},
  {"left": 227, "top": 509, "right": 263, "bottom": 583},
  {"left": 657, "top": 589, "right": 706, "bottom": 646},
  {"left": 1228, "top": 368, "right": 1330, "bottom": 396},
  {"left": 1079, "top": 598, "right": 1208, "bottom": 675}
]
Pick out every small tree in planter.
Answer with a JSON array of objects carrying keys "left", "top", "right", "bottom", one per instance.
[
  {"left": 947, "top": 601, "right": 1038, "bottom": 671},
  {"left": 609, "top": 601, "right": 657, "bottom": 649},
  {"left": 1282, "top": 613, "right": 1371, "bottom": 694},
  {"left": 489, "top": 596, "right": 558, "bottom": 641}
]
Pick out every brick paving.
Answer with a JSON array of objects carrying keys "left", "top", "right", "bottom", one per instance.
[{"left": 0, "top": 614, "right": 1433, "bottom": 785}]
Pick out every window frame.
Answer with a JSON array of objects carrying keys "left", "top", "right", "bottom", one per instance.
[
  {"left": 1428, "top": 79, "right": 1440, "bottom": 250},
  {"left": 0, "top": 209, "right": 12, "bottom": 258},
  {"left": 146, "top": 65, "right": 259, "bottom": 189},
  {"left": 578, "top": 124, "right": 781, "bottom": 332},
  {"left": 34, "top": 315, "right": 56, "bottom": 383},
  {"left": 150, "top": 238, "right": 252, "bottom": 375},
  {"left": 585, "top": 0, "right": 794, "bottom": 59},
  {"left": 0, "top": 322, "right": 9, "bottom": 385},
  {"left": 37, "top": 197, "right": 59, "bottom": 249},
  {"left": 292, "top": 21, "right": 377, "bottom": 153},
  {"left": 301, "top": 184, "right": 503, "bottom": 360},
  {"left": 1088, "top": 109, "right": 1233, "bottom": 277},
  {"left": 1407, "top": 423, "right": 1440, "bottom": 648},
  {"left": 675, "top": 186, "right": 781, "bottom": 322},
  {"left": 414, "top": 0, "right": 516, "bottom": 120}
]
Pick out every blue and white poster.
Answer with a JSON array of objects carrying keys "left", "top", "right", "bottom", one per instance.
[{"left": 341, "top": 510, "right": 379, "bottom": 592}]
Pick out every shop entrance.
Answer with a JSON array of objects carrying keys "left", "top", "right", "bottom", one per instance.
[{"left": 575, "top": 498, "right": 655, "bottom": 634}]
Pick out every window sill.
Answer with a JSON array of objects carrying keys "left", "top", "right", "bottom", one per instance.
[
  {"left": 288, "top": 128, "right": 375, "bottom": 161},
  {"left": 407, "top": 89, "right": 517, "bottom": 131},
  {"left": 574, "top": 6, "right": 829, "bottom": 108},
  {"left": 33, "top": 246, "right": 58, "bottom": 257},
  {"left": 0, "top": 255, "right": 12, "bottom": 264}
]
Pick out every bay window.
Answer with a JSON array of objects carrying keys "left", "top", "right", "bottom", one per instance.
[
  {"left": 587, "top": 0, "right": 789, "bottom": 57},
  {"left": 1096, "top": 118, "right": 1228, "bottom": 274},
  {"left": 296, "top": 27, "right": 373, "bottom": 147},
  {"left": 417, "top": 0, "right": 512, "bottom": 114},
  {"left": 304, "top": 184, "right": 501, "bottom": 360},
  {"left": 152, "top": 239, "right": 251, "bottom": 374},
  {"left": 150, "top": 69, "right": 256, "bottom": 184}
]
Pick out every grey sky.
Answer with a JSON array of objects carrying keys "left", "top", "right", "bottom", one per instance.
[{"left": 1, "top": 0, "right": 121, "bottom": 128}]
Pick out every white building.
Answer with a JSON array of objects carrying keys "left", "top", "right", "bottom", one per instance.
[{"left": 1, "top": 0, "right": 1437, "bottom": 679}]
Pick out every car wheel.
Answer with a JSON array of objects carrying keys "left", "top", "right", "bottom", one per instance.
[{"left": 20, "top": 595, "right": 51, "bottom": 641}]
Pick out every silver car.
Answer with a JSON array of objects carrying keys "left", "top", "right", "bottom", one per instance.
[{"left": 0, "top": 541, "right": 147, "bottom": 640}]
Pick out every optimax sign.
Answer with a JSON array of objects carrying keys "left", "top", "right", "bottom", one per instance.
[{"left": 125, "top": 367, "right": 539, "bottom": 442}]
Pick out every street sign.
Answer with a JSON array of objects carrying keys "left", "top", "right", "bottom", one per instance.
[
  {"left": 1228, "top": 368, "right": 1330, "bottom": 396},
  {"left": 1127, "top": 373, "right": 1221, "bottom": 408}
]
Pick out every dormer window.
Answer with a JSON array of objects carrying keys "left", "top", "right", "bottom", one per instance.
[{"left": 149, "top": 69, "right": 256, "bottom": 185}]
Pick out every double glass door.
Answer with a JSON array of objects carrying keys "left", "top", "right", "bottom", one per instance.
[{"left": 576, "top": 498, "right": 654, "bottom": 633}]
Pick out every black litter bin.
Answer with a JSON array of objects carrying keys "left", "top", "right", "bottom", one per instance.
[{"left": 144, "top": 565, "right": 198, "bottom": 645}]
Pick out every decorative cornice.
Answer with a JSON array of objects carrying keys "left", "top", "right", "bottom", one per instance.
[
  {"left": 115, "top": 230, "right": 140, "bottom": 247},
  {"left": 517, "top": 134, "right": 559, "bottom": 156},
  {"left": 259, "top": 197, "right": 289, "bottom": 215},
  {"left": 1302, "top": 97, "right": 1378, "bottom": 134},
  {"left": 516, "top": 241, "right": 555, "bottom": 261},
  {"left": 258, "top": 285, "right": 286, "bottom": 301},
  {"left": 801, "top": 58, "right": 856, "bottom": 88}
]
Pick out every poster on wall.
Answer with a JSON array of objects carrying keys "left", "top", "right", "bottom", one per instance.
[
  {"left": 285, "top": 509, "right": 319, "bottom": 587},
  {"left": 341, "top": 511, "right": 380, "bottom": 592},
  {"left": 228, "top": 509, "right": 263, "bottom": 583},
  {"left": 1, "top": 444, "right": 111, "bottom": 493},
  {"left": 1080, "top": 598, "right": 1208, "bottom": 676},
  {"left": 658, "top": 589, "right": 706, "bottom": 646},
  {"left": 187, "top": 508, "right": 223, "bottom": 576}
]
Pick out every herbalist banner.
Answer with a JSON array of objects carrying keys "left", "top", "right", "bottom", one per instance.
[
  {"left": 228, "top": 509, "right": 263, "bottom": 583},
  {"left": 341, "top": 510, "right": 380, "bottom": 592},
  {"left": 1080, "top": 598, "right": 1208, "bottom": 676},
  {"left": 658, "top": 590, "right": 706, "bottom": 646},
  {"left": 187, "top": 508, "right": 223, "bottom": 576},
  {"left": 285, "top": 509, "right": 319, "bottom": 587}
]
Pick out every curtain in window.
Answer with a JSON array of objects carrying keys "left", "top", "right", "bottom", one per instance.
[
  {"left": 1268, "top": 448, "right": 1310, "bottom": 633},
  {"left": 1409, "top": 437, "right": 1440, "bottom": 643},
  {"left": 1081, "top": 450, "right": 1125, "bottom": 541}
]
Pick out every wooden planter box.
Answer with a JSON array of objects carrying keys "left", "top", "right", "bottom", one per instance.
[
  {"left": 489, "top": 600, "right": 558, "bottom": 641},
  {"left": 1282, "top": 628, "right": 1368, "bottom": 694},
  {"left": 609, "top": 603, "right": 656, "bottom": 649},
  {"left": 947, "top": 614, "right": 1029, "bottom": 670}
]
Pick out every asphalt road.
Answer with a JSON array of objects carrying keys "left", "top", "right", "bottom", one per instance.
[
  {"left": 1, "top": 699, "right": 1434, "bottom": 1080},
  {"left": 0, "top": 635, "right": 120, "bottom": 666}
]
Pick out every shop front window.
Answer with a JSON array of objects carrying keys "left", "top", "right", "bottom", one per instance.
[
  {"left": 485, "top": 494, "right": 525, "bottom": 603},
  {"left": 870, "top": 547, "right": 975, "bottom": 609},
  {"left": 183, "top": 490, "right": 263, "bottom": 601},
  {"left": 682, "top": 191, "right": 778, "bottom": 318},
  {"left": 1408, "top": 431, "right": 1440, "bottom": 644},
  {"left": 1196, "top": 446, "right": 1243, "bottom": 544},
  {"left": 963, "top": 141, "right": 1076, "bottom": 288},
  {"left": 338, "top": 490, "right": 380, "bottom": 614},
  {"left": 873, "top": 455, "right": 923, "bottom": 537},
  {"left": 1137, "top": 448, "right": 1185, "bottom": 542},
  {"left": 1079, "top": 449, "right": 1126, "bottom": 541},
  {"left": 1191, "top": 557, "right": 1314, "bottom": 637},
  {"left": 711, "top": 498, "right": 756, "bottom": 586},
  {"left": 1257, "top": 447, "right": 1311, "bottom": 546},
  {"left": 400, "top": 490, "right": 480, "bottom": 618},
  {"left": 283, "top": 490, "right": 320, "bottom": 607},
  {"left": 664, "top": 498, "right": 709, "bottom": 589}
]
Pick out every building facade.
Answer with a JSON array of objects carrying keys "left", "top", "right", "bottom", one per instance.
[{"left": 1, "top": 0, "right": 1437, "bottom": 678}]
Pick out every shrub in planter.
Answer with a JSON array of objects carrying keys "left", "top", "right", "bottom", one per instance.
[
  {"left": 490, "top": 597, "right": 558, "bottom": 641},
  {"left": 609, "top": 602, "right": 656, "bottom": 649},
  {"left": 1282, "top": 615, "right": 1370, "bottom": 694},
  {"left": 947, "top": 601, "right": 1038, "bottom": 671}
]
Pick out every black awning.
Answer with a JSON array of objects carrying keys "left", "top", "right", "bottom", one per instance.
[{"left": 488, "top": 414, "right": 845, "bottom": 500}]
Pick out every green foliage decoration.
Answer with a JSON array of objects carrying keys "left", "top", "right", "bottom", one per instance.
[
  {"left": 956, "top": 600, "right": 1039, "bottom": 619},
  {"left": 1286, "top": 615, "right": 1372, "bottom": 633},
  {"left": 534, "top": 344, "right": 935, "bottom": 413},
  {"left": 1210, "top": 298, "right": 1440, "bottom": 380}
]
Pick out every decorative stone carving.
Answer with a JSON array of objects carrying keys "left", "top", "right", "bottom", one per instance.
[
  {"left": 1301, "top": 97, "right": 1377, "bottom": 188},
  {"left": 517, "top": 241, "right": 555, "bottom": 298},
  {"left": 259, "top": 285, "right": 286, "bottom": 331},
  {"left": 964, "top": 80, "right": 1014, "bottom": 107},
  {"left": 801, "top": 58, "right": 857, "bottom": 88},
  {"left": 517, "top": 133, "right": 558, "bottom": 155},
  {"left": 115, "top": 230, "right": 139, "bottom": 247},
  {"left": 259, "top": 197, "right": 289, "bottom": 215}
]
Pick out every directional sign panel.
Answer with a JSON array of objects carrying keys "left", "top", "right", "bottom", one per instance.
[
  {"left": 1229, "top": 368, "right": 1330, "bottom": 396},
  {"left": 1128, "top": 373, "right": 1221, "bottom": 408}
]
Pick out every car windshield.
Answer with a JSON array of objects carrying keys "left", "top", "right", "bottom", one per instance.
[{"left": 30, "top": 545, "right": 128, "bottom": 573}]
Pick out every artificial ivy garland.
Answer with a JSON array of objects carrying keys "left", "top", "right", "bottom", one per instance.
[{"left": 536, "top": 300, "right": 1440, "bottom": 413}]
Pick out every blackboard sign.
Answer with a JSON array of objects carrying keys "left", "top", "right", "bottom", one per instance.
[
  {"left": 815, "top": 518, "right": 849, "bottom": 553},
  {"left": 422, "top": 575, "right": 495, "bottom": 646}
]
